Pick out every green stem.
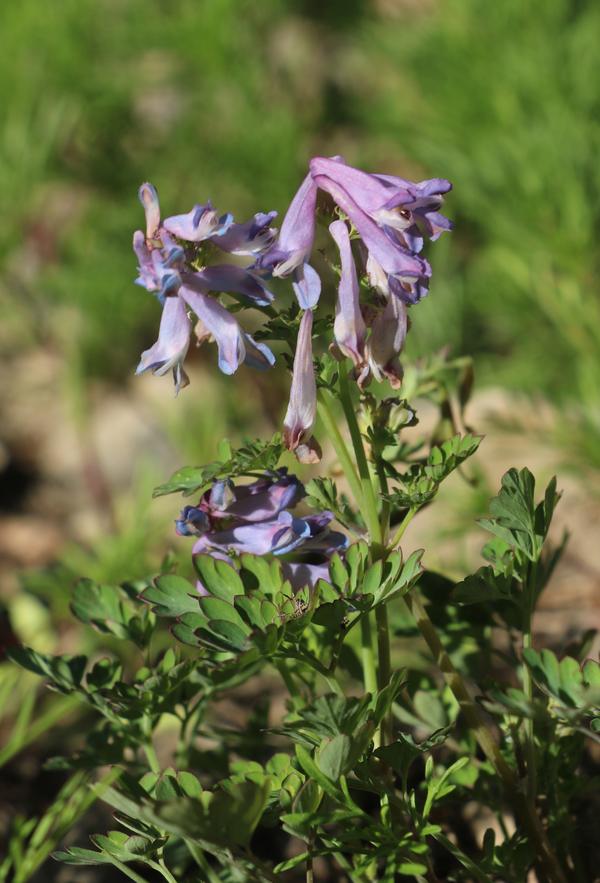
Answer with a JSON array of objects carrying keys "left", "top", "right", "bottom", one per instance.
[
  {"left": 360, "top": 614, "right": 378, "bottom": 697},
  {"left": 317, "top": 391, "right": 363, "bottom": 509},
  {"left": 185, "top": 840, "right": 222, "bottom": 883},
  {"left": 337, "top": 369, "right": 382, "bottom": 552},
  {"left": 523, "top": 560, "right": 538, "bottom": 804},
  {"left": 375, "top": 606, "right": 392, "bottom": 746},
  {"left": 389, "top": 506, "right": 418, "bottom": 549},
  {"left": 149, "top": 859, "right": 179, "bottom": 883},
  {"left": 276, "top": 660, "right": 300, "bottom": 701}
]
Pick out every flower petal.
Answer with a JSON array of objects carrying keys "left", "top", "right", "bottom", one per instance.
[
  {"left": 138, "top": 183, "right": 161, "bottom": 240},
  {"left": 136, "top": 295, "right": 191, "bottom": 394},
  {"left": 243, "top": 333, "right": 275, "bottom": 371},
  {"left": 196, "top": 264, "right": 274, "bottom": 307},
  {"left": 214, "top": 211, "right": 278, "bottom": 255},
  {"left": 256, "top": 173, "right": 318, "bottom": 277},
  {"left": 283, "top": 309, "right": 317, "bottom": 453},
  {"left": 179, "top": 282, "right": 245, "bottom": 375},
  {"left": 164, "top": 203, "right": 233, "bottom": 242},
  {"left": 292, "top": 262, "right": 321, "bottom": 309},
  {"left": 329, "top": 219, "right": 367, "bottom": 368},
  {"left": 313, "top": 173, "right": 426, "bottom": 280},
  {"left": 367, "top": 294, "right": 408, "bottom": 389}
]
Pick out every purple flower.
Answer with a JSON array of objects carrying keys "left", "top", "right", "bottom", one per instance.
[
  {"left": 366, "top": 291, "right": 408, "bottom": 389},
  {"left": 176, "top": 469, "right": 305, "bottom": 533},
  {"left": 254, "top": 173, "right": 321, "bottom": 309},
  {"left": 176, "top": 470, "right": 348, "bottom": 593},
  {"left": 136, "top": 294, "right": 191, "bottom": 394},
  {"left": 283, "top": 309, "right": 321, "bottom": 464},
  {"left": 132, "top": 182, "right": 276, "bottom": 388},
  {"left": 310, "top": 157, "right": 452, "bottom": 256},
  {"left": 329, "top": 219, "right": 369, "bottom": 386},
  {"left": 215, "top": 211, "right": 278, "bottom": 256},
  {"left": 312, "top": 167, "right": 431, "bottom": 306},
  {"left": 163, "top": 202, "right": 233, "bottom": 242}
]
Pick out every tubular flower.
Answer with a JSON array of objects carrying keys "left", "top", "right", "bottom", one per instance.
[
  {"left": 310, "top": 157, "right": 451, "bottom": 255},
  {"left": 310, "top": 156, "right": 451, "bottom": 304},
  {"left": 366, "top": 292, "right": 408, "bottom": 389},
  {"left": 254, "top": 173, "right": 321, "bottom": 309},
  {"left": 329, "top": 219, "right": 369, "bottom": 386},
  {"left": 283, "top": 309, "right": 321, "bottom": 464},
  {"left": 132, "top": 182, "right": 276, "bottom": 389},
  {"left": 176, "top": 470, "right": 347, "bottom": 594},
  {"left": 312, "top": 169, "right": 431, "bottom": 305}
]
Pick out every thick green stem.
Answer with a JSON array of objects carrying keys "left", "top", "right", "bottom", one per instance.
[
  {"left": 317, "top": 391, "right": 363, "bottom": 509},
  {"left": 360, "top": 614, "right": 378, "bottom": 729},
  {"left": 337, "top": 370, "right": 382, "bottom": 552}
]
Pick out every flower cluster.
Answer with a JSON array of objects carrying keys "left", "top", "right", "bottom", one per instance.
[
  {"left": 133, "top": 183, "right": 277, "bottom": 392},
  {"left": 175, "top": 469, "right": 348, "bottom": 593},
  {"left": 132, "top": 158, "right": 450, "bottom": 471}
]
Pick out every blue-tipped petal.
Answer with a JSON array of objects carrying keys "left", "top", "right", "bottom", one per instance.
[{"left": 292, "top": 262, "right": 321, "bottom": 309}]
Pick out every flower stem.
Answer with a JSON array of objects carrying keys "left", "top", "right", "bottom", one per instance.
[
  {"left": 337, "top": 369, "right": 383, "bottom": 553},
  {"left": 317, "top": 390, "right": 363, "bottom": 510},
  {"left": 337, "top": 367, "right": 393, "bottom": 751},
  {"left": 523, "top": 559, "right": 537, "bottom": 804}
]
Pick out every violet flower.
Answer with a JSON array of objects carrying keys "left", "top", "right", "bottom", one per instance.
[
  {"left": 215, "top": 211, "right": 278, "bottom": 256},
  {"left": 312, "top": 168, "right": 431, "bottom": 306},
  {"left": 133, "top": 182, "right": 276, "bottom": 388},
  {"left": 254, "top": 173, "right": 321, "bottom": 309},
  {"left": 283, "top": 309, "right": 321, "bottom": 464},
  {"left": 329, "top": 219, "right": 369, "bottom": 386},
  {"left": 366, "top": 291, "right": 408, "bottom": 389},
  {"left": 176, "top": 470, "right": 347, "bottom": 594},
  {"left": 310, "top": 156, "right": 452, "bottom": 255}
]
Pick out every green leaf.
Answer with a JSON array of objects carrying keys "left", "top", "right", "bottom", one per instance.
[
  {"left": 199, "top": 596, "right": 247, "bottom": 630},
  {"left": 453, "top": 565, "right": 514, "bottom": 605},
  {"left": 317, "top": 734, "right": 354, "bottom": 780},
  {"left": 295, "top": 745, "right": 345, "bottom": 803},
  {"left": 305, "top": 477, "right": 359, "bottom": 529},
  {"left": 195, "top": 556, "right": 245, "bottom": 602},
  {"left": 141, "top": 575, "right": 200, "bottom": 618},
  {"left": 8, "top": 647, "right": 87, "bottom": 694},
  {"left": 153, "top": 435, "right": 284, "bottom": 498},
  {"left": 386, "top": 434, "right": 482, "bottom": 511}
]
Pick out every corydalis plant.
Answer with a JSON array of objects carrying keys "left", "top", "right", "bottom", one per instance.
[{"left": 9, "top": 158, "right": 595, "bottom": 883}]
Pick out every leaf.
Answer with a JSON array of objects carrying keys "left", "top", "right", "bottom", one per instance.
[
  {"left": 317, "top": 734, "right": 354, "bottom": 781},
  {"left": 305, "top": 477, "right": 359, "bottom": 529},
  {"left": 8, "top": 646, "right": 87, "bottom": 694},
  {"left": 141, "top": 575, "right": 200, "bottom": 618},
  {"left": 199, "top": 596, "right": 247, "bottom": 630},
  {"left": 385, "top": 434, "right": 482, "bottom": 510},
  {"left": 153, "top": 435, "right": 284, "bottom": 498},
  {"left": 453, "top": 565, "right": 514, "bottom": 605},
  {"left": 195, "top": 556, "right": 245, "bottom": 602},
  {"left": 480, "top": 468, "right": 561, "bottom": 563},
  {"left": 205, "top": 619, "right": 249, "bottom": 651},
  {"left": 295, "top": 745, "right": 345, "bottom": 803}
]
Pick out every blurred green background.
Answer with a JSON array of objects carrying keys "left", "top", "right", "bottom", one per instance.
[
  {"left": 2, "top": 1, "right": 600, "bottom": 876},
  {"left": 3, "top": 0, "right": 600, "bottom": 400}
]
